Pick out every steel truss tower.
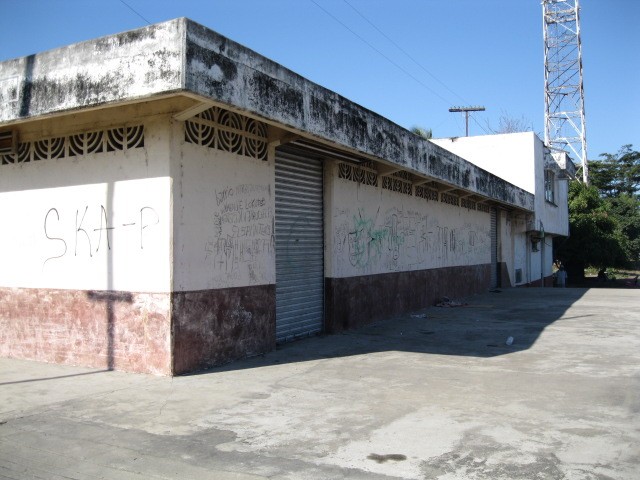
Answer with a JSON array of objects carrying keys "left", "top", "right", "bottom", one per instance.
[{"left": 543, "top": 0, "right": 588, "bottom": 183}]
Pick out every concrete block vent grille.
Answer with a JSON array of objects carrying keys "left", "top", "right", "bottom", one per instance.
[
  {"left": 0, "top": 125, "right": 144, "bottom": 165},
  {"left": 382, "top": 171, "right": 413, "bottom": 196},
  {"left": 415, "top": 185, "right": 439, "bottom": 201},
  {"left": 185, "top": 106, "right": 268, "bottom": 161},
  {"left": 337, "top": 160, "right": 378, "bottom": 186}
]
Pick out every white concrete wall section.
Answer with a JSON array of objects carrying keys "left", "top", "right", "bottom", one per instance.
[
  {"left": 543, "top": 234, "right": 555, "bottom": 278},
  {"left": 499, "top": 210, "right": 515, "bottom": 286},
  {"left": 326, "top": 163, "right": 490, "bottom": 278},
  {"left": 513, "top": 232, "right": 528, "bottom": 286},
  {"left": 532, "top": 139, "right": 567, "bottom": 237},
  {"left": 0, "top": 127, "right": 171, "bottom": 292},
  {"left": 431, "top": 133, "right": 537, "bottom": 193},
  {"left": 554, "top": 179, "right": 569, "bottom": 235},
  {"left": 173, "top": 143, "right": 275, "bottom": 291},
  {"left": 0, "top": 21, "right": 184, "bottom": 123}
]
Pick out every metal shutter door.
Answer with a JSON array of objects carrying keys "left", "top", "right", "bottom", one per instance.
[
  {"left": 275, "top": 148, "right": 324, "bottom": 342},
  {"left": 490, "top": 208, "right": 498, "bottom": 288}
]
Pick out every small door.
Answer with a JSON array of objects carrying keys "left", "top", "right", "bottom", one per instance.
[{"left": 274, "top": 147, "right": 324, "bottom": 342}]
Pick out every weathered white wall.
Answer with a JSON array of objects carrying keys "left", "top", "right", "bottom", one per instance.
[
  {"left": 513, "top": 232, "right": 528, "bottom": 285},
  {"left": 432, "top": 133, "right": 537, "bottom": 193},
  {"left": 555, "top": 178, "right": 570, "bottom": 235},
  {"left": 172, "top": 139, "right": 275, "bottom": 291},
  {"left": 432, "top": 133, "right": 570, "bottom": 237},
  {"left": 325, "top": 162, "right": 491, "bottom": 278},
  {"left": 0, "top": 21, "right": 184, "bottom": 123},
  {"left": 498, "top": 210, "right": 514, "bottom": 285},
  {"left": 0, "top": 119, "right": 172, "bottom": 292}
]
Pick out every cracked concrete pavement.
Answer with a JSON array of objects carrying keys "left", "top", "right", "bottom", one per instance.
[{"left": 1, "top": 287, "right": 639, "bottom": 479}]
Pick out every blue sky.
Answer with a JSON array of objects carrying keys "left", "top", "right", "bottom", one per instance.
[{"left": 1, "top": 0, "right": 638, "bottom": 159}]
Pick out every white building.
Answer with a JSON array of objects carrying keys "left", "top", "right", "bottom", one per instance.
[
  {"left": 0, "top": 19, "right": 552, "bottom": 375},
  {"left": 432, "top": 132, "right": 575, "bottom": 287}
]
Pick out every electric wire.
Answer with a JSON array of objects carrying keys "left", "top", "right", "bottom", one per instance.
[
  {"left": 342, "top": 0, "right": 469, "bottom": 107},
  {"left": 118, "top": 0, "right": 152, "bottom": 25},
  {"left": 470, "top": 114, "right": 491, "bottom": 135},
  {"left": 343, "top": 0, "right": 490, "bottom": 135},
  {"left": 119, "top": 0, "right": 489, "bottom": 136},
  {"left": 308, "top": 0, "right": 452, "bottom": 106},
  {"left": 311, "top": 0, "right": 490, "bottom": 135}
]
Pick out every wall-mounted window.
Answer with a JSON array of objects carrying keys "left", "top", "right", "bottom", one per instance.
[{"left": 544, "top": 169, "right": 555, "bottom": 203}]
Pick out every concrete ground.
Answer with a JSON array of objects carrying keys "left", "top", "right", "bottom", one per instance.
[{"left": 1, "top": 288, "right": 639, "bottom": 480}]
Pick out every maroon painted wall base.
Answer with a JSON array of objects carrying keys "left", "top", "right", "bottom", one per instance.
[
  {"left": 0, "top": 287, "right": 171, "bottom": 375},
  {"left": 2, "top": 265, "right": 497, "bottom": 374},
  {"left": 324, "top": 264, "right": 491, "bottom": 333},
  {"left": 171, "top": 285, "right": 276, "bottom": 375},
  {"left": 0, "top": 284, "right": 276, "bottom": 375}
]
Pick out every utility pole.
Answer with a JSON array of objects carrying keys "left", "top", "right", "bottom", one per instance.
[
  {"left": 449, "top": 106, "right": 485, "bottom": 137},
  {"left": 543, "top": 0, "right": 588, "bottom": 184}
]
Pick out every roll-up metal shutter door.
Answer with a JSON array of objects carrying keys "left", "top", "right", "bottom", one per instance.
[
  {"left": 275, "top": 148, "right": 324, "bottom": 343},
  {"left": 490, "top": 208, "right": 498, "bottom": 288}
]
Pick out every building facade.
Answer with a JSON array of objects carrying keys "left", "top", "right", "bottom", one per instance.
[
  {"left": 432, "top": 132, "right": 575, "bottom": 287},
  {"left": 0, "top": 18, "right": 537, "bottom": 375}
]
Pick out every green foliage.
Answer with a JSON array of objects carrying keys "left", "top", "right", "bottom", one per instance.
[
  {"left": 606, "top": 194, "right": 640, "bottom": 265},
  {"left": 559, "top": 145, "right": 640, "bottom": 275},
  {"left": 411, "top": 126, "right": 433, "bottom": 140},
  {"left": 588, "top": 144, "right": 640, "bottom": 267},
  {"left": 590, "top": 144, "right": 640, "bottom": 197},
  {"left": 556, "top": 182, "right": 627, "bottom": 272}
]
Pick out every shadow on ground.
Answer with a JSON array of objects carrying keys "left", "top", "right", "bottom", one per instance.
[{"left": 190, "top": 287, "right": 590, "bottom": 376}]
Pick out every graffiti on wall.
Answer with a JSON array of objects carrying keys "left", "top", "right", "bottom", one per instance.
[
  {"left": 205, "top": 184, "right": 274, "bottom": 285},
  {"left": 333, "top": 206, "right": 489, "bottom": 274},
  {"left": 43, "top": 205, "right": 159, "bottom": 268}
]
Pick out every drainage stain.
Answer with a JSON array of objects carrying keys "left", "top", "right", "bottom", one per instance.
[{"left": 367, "top": 453, "right": 407, "bottom": 464}]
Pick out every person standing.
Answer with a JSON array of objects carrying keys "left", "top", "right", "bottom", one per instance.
[{"left": 557, "top": 265, "right": 567, "bottom": 288}]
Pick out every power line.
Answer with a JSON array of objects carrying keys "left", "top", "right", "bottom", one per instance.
[
  {"left": 470, "top": 114, "right": 490, "bottom": 136},
  {"left": 342, "top": 0, "right": 469, "bottom": 107},
  {"left": 308, "top": 0, "right": 452, "bottom": 106},
  {"left": 118, "top": 0, "right": 152, "bottom": 25},
  {"left": 310, "top": 0, "right": 489, "bottom": 135}
]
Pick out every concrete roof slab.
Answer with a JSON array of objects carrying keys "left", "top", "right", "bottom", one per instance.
[{"left": 0, "top": 18, "right": 534, "bottom": 211}]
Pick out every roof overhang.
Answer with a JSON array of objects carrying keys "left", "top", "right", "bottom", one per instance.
[{"left": 0, "top": 18, "right": 534, "bottom": 213}]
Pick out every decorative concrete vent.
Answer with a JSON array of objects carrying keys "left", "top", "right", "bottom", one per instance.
[
  {"left": 461, "top": 198, "right": 477, "bottom": 210},
  {"left": 440, "top": 191, "right": 460, "bottom": 207},
  {"left": 382, "top": 171, "right": 413, "bottom": 196},
  {"left": 415, "top": 185, "right": 439, "bottom": 201},
  {"left": 184, "top": 106, "right": 268, "bottom": 161},
  {"left": 337, "top": 160, "right": 378, "bottom": 187},
  {"left": 0, "top": 125, "right": 144, "bottom": 165}
]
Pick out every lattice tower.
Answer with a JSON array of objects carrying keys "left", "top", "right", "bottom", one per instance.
[{"left": 543, "top": 0, "right": 588, "bottom": 183}]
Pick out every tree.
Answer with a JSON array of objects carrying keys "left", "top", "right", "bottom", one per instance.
[
  {"left": 555, "top": 182, "right": 627, "bottom": 279},
  {"left": 590, "top": 144, "right": 640, "bottom": 197},
  {"left": 589, "top": 144, "right": 640, "bottom": 267},
  {"left": 411, "top": 126, "right": 432, "bottom": 140},
  {"left": 606, "top": 194, "right": 640, "bottom": 266},
  {"left": 485, "top": 111, "right": 534, "bottom": 134}
]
